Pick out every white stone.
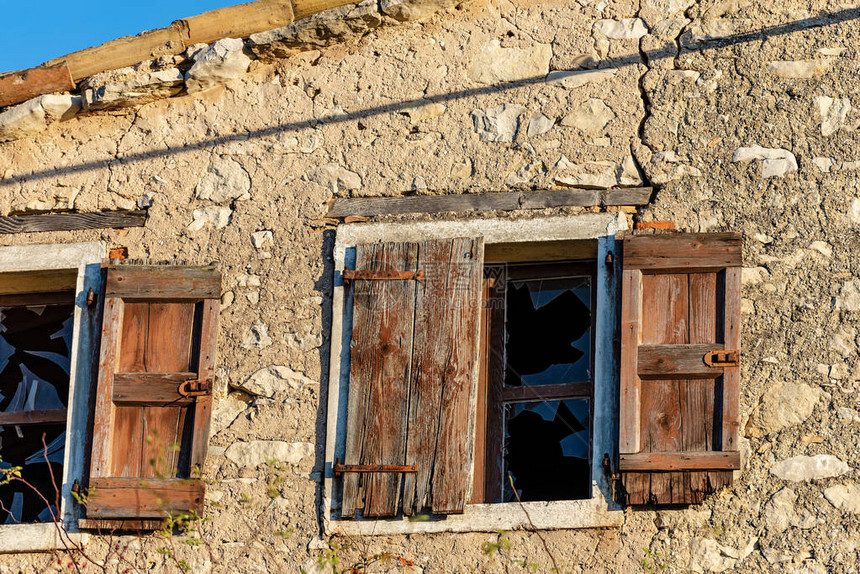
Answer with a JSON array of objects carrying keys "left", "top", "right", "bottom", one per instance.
[
  {"left": 828, "top": 326, "right": 856, "bottom": 357},
  {"left": 38, "top": 94, "right": 81, "bottom": 121},
  {"left": 835, "top": 280, "right": 860, "bottom": 311},
  {"left": 555, "top": 155, "right": 641, "bottom": 189},
  {"left": 211, "top": 395, "right": 248, "bottom": 432},
  {"left": 83, "top": 68, "right": 184, "bottom": 110},
  {"left": 771, "top": 455, "right": 851, "bottom": 482},
  {"left": 0, "top": 98, "right": 46, "bottom": 142},
  {"left": 688, "top": 537, "right": 737, "bottom": 573},
  {"left": 594, "top": 18, "right": 649, "bottom": 39},
  {"left": 732, "top": 145, "right": 798, "bottom": 178},
  {"left": 236, "top": 274, "right": 261, "bottom": 288},
  {"left": 472, "top": 104, "right": 526, "bottom": 143},
  {"left": 546, "top": 68, "right": 616, "bottom": 89},
  {"left": 467, "top": 40, "right": 552, "bottom": 84},
  {"left": 741, "top": 266, "right": 769, "bottom": 285},
  {"left": 310, "top": 163, "right": 363, "bottom": 194},
  {"left": 814, "top": 96, "right": 851, "bottom": 137},
  {"left": 250, "top": 230, "right": 273, "bottom": 249},
  {"left": 404, "top": 101, "right": 446, "bottom": 122},
  {"left": 224, "top": 440, "right": 314, "bottom": 467},
  {"left": 233, "top": 365, "right": 317, "bottom": 397},
  {"left": 812, "top": 157, "right": 834, "bottom": 172},
  {"left": 561, "top": 99, "right": 615, "bottom": 132},
  {"left": 808, "top": 240, "right": 832, "bottom": 258},
  {"left": 824, "top": 482, "right": 860, "bottom": 513},
  {"left": 185, "top": 38, "right": 252, "bottom": 94},
  {"left": 187, "top": 206, "right": 233, "bottom": 231},
  {"left": 848, "top": 198, "right": 860, "bottom": 227},
  {"left": 242, "top": 323, "right": 273, "bottom": 349},
  {"left": 380, "top": 0, "right": 457, "bottom": 21},
  {"left": 746, "top": 382, "right": 825, "bottom": 437},
  {"left": 763, "top": 488, "right": 798, "bottom": 533},
  {"left": 195, "top": 157, "right": 251, "bottom": 203},
  {"left": 768, "top": 60, "right": 829, "bottom": 79},
  {"left": 527, "top": 114, "right": 554, "bottom": 138}
]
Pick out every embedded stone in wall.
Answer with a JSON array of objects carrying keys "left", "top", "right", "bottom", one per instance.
[
  {"left": 233, "top": 365, "right": 317, "bottom": 398},
  {"left": 849, "top": 198, "right": 860, "bottom": 227},
  {"left": 688, "top": 537, "right": 739, "bottom": 573},
  {"left": 224, "top": 440, "right": 314, "bottom": 467},
  {"left": 732, "top": 145, "right": 797, "bottom": 178},
  {"left": 527, "top": 114, "right": 554, "bottom": 137},
  {"left": 195, "top": 157, "right": 252, "bottom": 203},
  {"left": 835, "top": 280, "right": 860, "bottom": 311},
  {"left": 188, "top": 206, "right": 233, "bottom": 231},
  {"left": 593, "top": 18, "right": 648, "bottom": 39},
  {"left": 471, "top": 104, "right": 526, "bottom": 143},
  {"left": 247, "top": 0, "right": 382, "bottom": 59},
  {"left": 211, "top": 395, "right": 249, "bottom": 432},
  {"left": 403, "top": 100, "right": 446, "bottom": 122},
  {"left": 0, "top": 94, "right": 82, "bottom": 142},
  {"left": 767, "top": 60, "right": 830, "bottom": 79},
  {"left": 467, "top": 40, "right": 552, "bottom": 85},
  {"left": 680, "top": 19, "right": 735, "bottom": 45},
  {"left": 555, "top": 155, "right": 642, "bottom": 188},
  {"left": 380, "top": 0, "right": 457, "bottom": 22},
  {"left": 649, "top": 150, "right": 702, "bottom": 184},
  {"left": 185, "top": 38, "right": 253, "bottom": 94},
  {"left": 310, "top": 163, "right": 362, "bottom": 194},
  {"left": 251, "top": 230, "right": 273, "bottom": 249},
  {"left": 824, "top": 483, "right": 860, "bottom": 513},
  {"left": 814, "top": 96, "right": 851, "bottom": 137},
  {"left": 242, "top": 323, "right": 273, "bottom": 349},
  {"left": 770, "top": 455, "right": 851, "bottom": 482},
  {"left": 38, "top": 94, "right": 82, "bottom": 121},
  {"left": 763, "top": 488, "right": 816, "bottom": 533},
  {"left": 561, "top": 99, "right": 615, "bottom": 132},
  {"left": 546, "top": 68, "right": 616, "bottom": 89},
  {"left": 746, "top": 382, "right": 826, "bottom": 438},
  {"left": 82, "top": 68, "right": 184, "bottom": 110}
]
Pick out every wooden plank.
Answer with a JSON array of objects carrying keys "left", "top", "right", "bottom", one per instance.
[
  {"left": 78, "top": 518, "right": 165, "bottom": 531},
  {"left": 722, "top": 267, "right": 741, "bottom": 453},
  {"left": 118, "top": 303, "right": 149, "bottom": 372},
  {"left": 484, "top": 268, "right": 506, "bottom": 504},
  {"left": 90, "top": 297, "right": 124, "bottom": 478},
  {"left": 190, "top": 299, "right": 220, "bottom": 470},
  {"left": 87, "top": 478, "right": 204, "bottom": 519},
  {"left": 182, "top": 0, "right": 295, "bottom": 45},
  {"left": 113, "top": 373, "right": 196, "bottom": 405},
  {"left": 485, "top": 239, "right": 597, "bottom": 264},
  {"left": 111, "top": 407, "right": 144, "bottom": 477},
  {"left": 637, "top": 344, "right": 725, "bottom": 378},
  {"left": 146, "top": 303, "right": 195, "bottom": 372},
  {"left": 619, "top": 452, "right": 740, "bottom": 471},
  {"left": 0, "top": 409, "right": 67, "bottom": 426},
  {"left": 618, "top": 268, "right": 641, "bottom": 454},
  {"left": 291, "top": 0, "right": 358, "bottom": 19},
  {"left": 46, "top": 25, "right": 186, "bottom": 82},
  {"left": 342, "top": 242, "right": 417, "bottom": 518},
  {"left": 106, "top": 267, "right": 220, "bottom": 300},
  {"left": 601, "top": 187, "right": 653, "bottom": 206},
  {"left": 0, "top": 63, "right": 75, "bottom": 109},
  {"left": 142, "top": 407, "right": 184, "bottom": 477},
  {"left": 500, "top": 382, "right": 591, "bottom": 402},
  {"left": 402, "top": 238, "right": 483, "bottom": 515},
  {"left": 328, "top": 193, "right": 521, "bottom": 219},
  {"left": 0, "top": 270, "right": 77, "bottom": 296},
  {"left": 0, "top": 210, "right": 147, "bottom": 234},
  {"left": 471, "top": 277, "right": 491, "bottom": 505},
  {"left": 519, "top": 189, "right": 599, "bottom": 209},
  {"left": 623, "top": 233, "right": 742, "bottom": 271},
  {"left": 0, "top": 291, "right": 75, "bottom": 307}
]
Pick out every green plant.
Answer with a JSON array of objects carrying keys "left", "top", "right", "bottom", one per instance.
[{"left": 641, "top": 548, "right": 668, "bottom": 572}]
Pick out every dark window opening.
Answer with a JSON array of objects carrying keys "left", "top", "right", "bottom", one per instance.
[{"left": 0, "top": 293, "right": 74, "bottom": 524}]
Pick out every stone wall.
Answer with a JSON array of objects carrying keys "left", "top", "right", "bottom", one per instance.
[{"left": 0, "top": 0, "right": 859, "bottom": 571}]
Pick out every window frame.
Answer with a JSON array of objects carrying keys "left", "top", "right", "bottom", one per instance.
[
  {"left": 323, "top": 214, "right": 626, "bottom": 535},
  {"left": 0, "top": 241, "right": 103, "bottom": 551}
]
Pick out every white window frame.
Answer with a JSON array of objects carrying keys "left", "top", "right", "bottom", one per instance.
[
  {"left": 323, "top": 214, "right": 626, "bottom": 535},
  {"left": 0, "top": 242, "right": 103, "bottom": 551}
]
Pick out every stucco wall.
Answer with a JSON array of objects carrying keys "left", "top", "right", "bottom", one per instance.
[{"left": 0, "top": 0, "right": 859, "bottom": 571}]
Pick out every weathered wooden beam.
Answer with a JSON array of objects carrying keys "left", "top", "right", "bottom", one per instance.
[
  {"left": 0, "top": 63, "right": 75, "bottom": 109},
  {"left": 181, "top": 0, "right": 295, "bottom": 45},
  {"left": 78, "top": 518, "right": 166, "bottom": 531},
  {"left": 0, "top": 210, "right": 147, "bottom": 234},
  {"left": 619, "top": 451, "right": 741, "bottom": 472},
  {"left": 326, "top": 187, "right": 653, "bottom": 219}
]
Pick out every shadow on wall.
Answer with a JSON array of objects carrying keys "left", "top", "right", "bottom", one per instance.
[{"left": 1, "top": 6, "right": 859, "bottom": 189}]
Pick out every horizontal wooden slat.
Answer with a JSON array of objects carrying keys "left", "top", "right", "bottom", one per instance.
[
  {"left": 106, "top": 266, "right": 220, "bottom": 299},
  {"left": 619, "top": 451, "right": 740, "bottom": 471},
  {"left": 0, "top": 291, "right": 75, "bottom": 307},
  {"left": 638, "top": 344, "right": 725, "bottom": 379},
  {"left": 78, "top": 518, "right": 166, "bottom": 531},
  {"left": 0, "top": 409, "right": 67, "bottom": 426},
  {"left": 181, "top": 0, "right": 295, "bottom": 45},
  {"left": 0, "top": 210, "right": 147, "bottom": 234},
  {"left": 623, "top": 233, "right": 742, "bottom": 270},
  {"left": 88, "top": 478, "right": 204, "bottom": 519},
  {"left": 500, "top": 382, "right": 591, "bottom": 402},
  {"left": 0, "top": 270, "right": 77, "bottom": 296},
  {"left": 113, "top": 373, "right": 197, "bottom": 405},
  {"left": 0, "top": 63, "right": 75, "bottom": 109},
  {"left": 327, "top": 188, "right": 653, "bottom": 219}
]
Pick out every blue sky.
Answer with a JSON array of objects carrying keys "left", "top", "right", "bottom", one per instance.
[{"left": 1, "top": 1, "right": 238, "bottom": 73}]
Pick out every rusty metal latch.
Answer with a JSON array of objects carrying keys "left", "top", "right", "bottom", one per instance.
[
  {"left": 342, "top": 269, "right": 426, "bottom": 284},
  {"left": 333, "top": 458, "right": 418, "bottom": 477},
  {"left": 703, "top": 350, "right": 739, "bottom": 368},
  {"left": 178, "top": 379, "right": 211, "bottom": 397}
]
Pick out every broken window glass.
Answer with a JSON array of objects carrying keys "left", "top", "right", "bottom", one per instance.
[
  {"left": 0, "top": 302, "right": 74, "bottom": 524},
  {"left": 503, "top": 399, "right": 591, "bottom": 502}
]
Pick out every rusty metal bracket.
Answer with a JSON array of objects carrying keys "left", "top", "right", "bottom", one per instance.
[
  {"left": 703, "top": 350, "right": 739, "bottom": 368},
  {"left": 333, "top": 458, "right": 418, "bottom": 477},
  {"left": 342, "top": 268, "right": 425, "bottom": 284},
  {"left": 178, "top": 379, "right": 211, "bottom": 397}
]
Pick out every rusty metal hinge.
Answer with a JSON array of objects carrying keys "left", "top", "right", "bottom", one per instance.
[
  {"left": 333, "top": 458, "right": 418, "bottom": 477},
  {"left": 703, "top": 350, "right": 740, "bottom": 368},
  {"left": 342, "top": 269, "right": 425, "bottom": 284},
  {"left": 178, "top": 379, "right": 211, "bottom": 397}
]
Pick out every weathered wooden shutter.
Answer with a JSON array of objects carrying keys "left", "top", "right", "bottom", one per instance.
[
  {"left": 87, "top": 266, "right": 220, "bottom": 520},
  {"left": 619, "top": 233, "right": 741, "bottom": 505},
  {"left": 341, "top": 238, "right": 483, "bottom": 518}
]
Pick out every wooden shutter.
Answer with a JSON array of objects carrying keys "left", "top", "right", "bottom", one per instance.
[
  {"left": 341, "top": 238, "right": 483, "bottom": 518},
  {"left": 87, "top": 266, "right": 220, "bottom": 520},
  {"left": 618, "top": 233, "right": 741, "bottom": 505}
]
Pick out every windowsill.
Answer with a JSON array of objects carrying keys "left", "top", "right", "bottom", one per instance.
[
  {"left": 329, "top": 496, "right": 623, "bottom": 535},
  {"left": 0, "top": 523, "right": 89, "bottom": 553}
]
